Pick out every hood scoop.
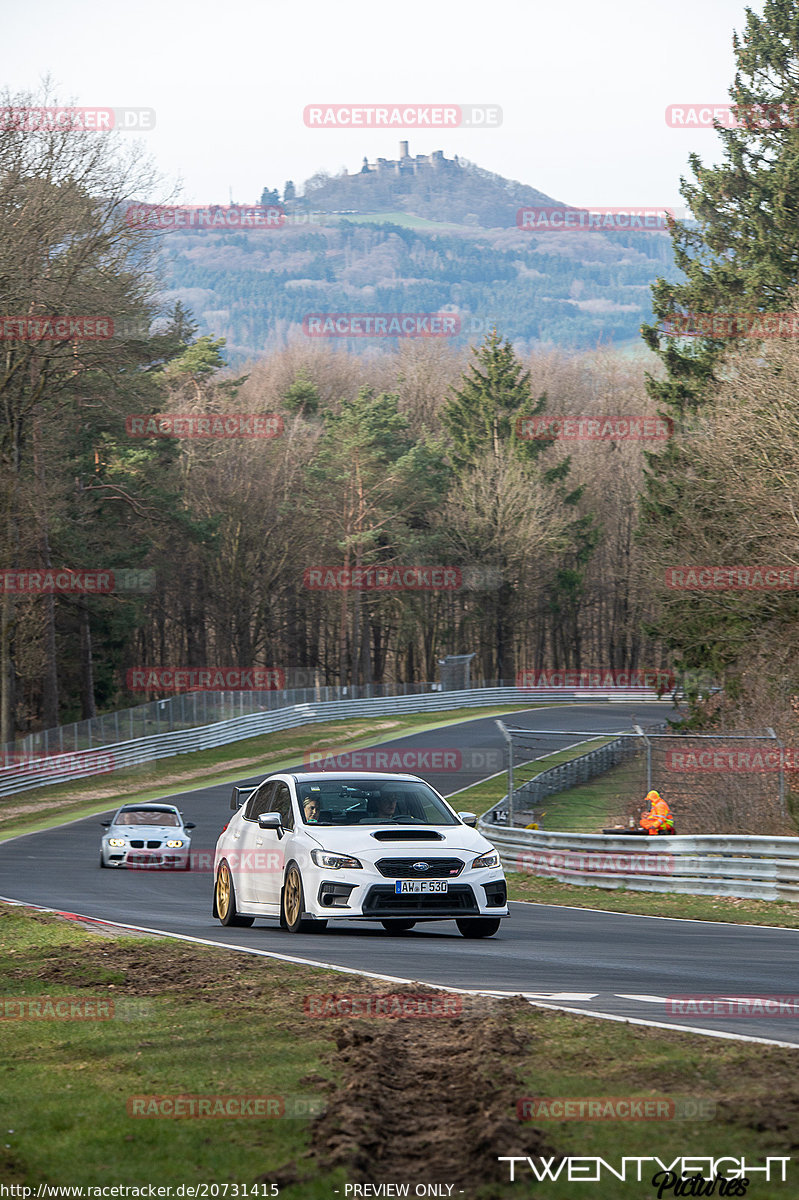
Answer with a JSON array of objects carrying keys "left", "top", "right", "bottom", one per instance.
[{"left": 371, "top": 830, "right": 444, "bottom": 841}]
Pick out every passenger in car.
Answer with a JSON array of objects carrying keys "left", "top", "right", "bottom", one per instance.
[
  {"left": 368, "top": 793, "right": 398, "bottom": 819},
  {"left": 303, "top": 796, "right": 320, "bottom": 823}
]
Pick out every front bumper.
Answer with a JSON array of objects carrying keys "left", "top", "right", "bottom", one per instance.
[
  {"left": 104, "top": 847, "right": 190, "bottom": 869},
  {"left": 310, "top": 868, "right": 508, "bottom": 920}
]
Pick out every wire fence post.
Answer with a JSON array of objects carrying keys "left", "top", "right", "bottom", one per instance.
[
  {"left": 767, "top": 727, "right": 786, "bottom": 820},
  {"left": 633, "top": 723, "right": 651, "bottom": 792},
  {"left": 496, "top": 719, "right": 513, "bottom": 825}
]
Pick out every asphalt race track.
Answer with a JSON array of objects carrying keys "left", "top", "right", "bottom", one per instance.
[{"left": 4, "top": 701, "right": 799, "bottom": 1046}]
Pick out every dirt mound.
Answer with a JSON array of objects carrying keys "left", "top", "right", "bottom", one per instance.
[{"left": 299, "top": 996, "right": 558, "bottom": 1191}]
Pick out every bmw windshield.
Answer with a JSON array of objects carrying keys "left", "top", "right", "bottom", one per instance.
[{"left": 296, "top": 778, "right": 459, "bottom": 826}]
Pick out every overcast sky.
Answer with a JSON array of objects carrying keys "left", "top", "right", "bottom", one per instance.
[{"left": 3, "top": 0, "right": 759, "bottom": 209}]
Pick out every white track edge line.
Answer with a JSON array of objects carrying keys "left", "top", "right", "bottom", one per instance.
[
  {"left": 3, "top": 894, "right": 798, "bottom": 1047},
  {"left": 508, "top": 897, "right": 799, "bottom": 933}
]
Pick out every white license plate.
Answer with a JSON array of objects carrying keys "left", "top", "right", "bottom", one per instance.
[{"left": 394, "top": 880, "right": 448, "bottom": 894}]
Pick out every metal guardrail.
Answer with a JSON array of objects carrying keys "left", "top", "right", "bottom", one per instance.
[
  {"left": 478, "top": 826, "right": 799, "bottom": 902},
  {"left": 0, "top": 686, "right": 668, "bottom": 799}
]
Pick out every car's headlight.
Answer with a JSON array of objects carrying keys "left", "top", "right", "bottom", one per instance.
[
  {"left": 311, "top": 849, "right": 362, "bottom": 870},
  {"left": 108, "top": 839, "right": 126, "bottom": 847},
  {"left": 165, "top": 840, "right": 185, "bottom": 848},
  {"left": 472, "top": 852, "right": 500, "bottom": 869}
]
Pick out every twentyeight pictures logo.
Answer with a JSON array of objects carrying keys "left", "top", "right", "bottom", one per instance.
[
  {"left": 517, "top": 207, "right": 673, "bottom": 232},
  {"left": 303, "top": 104, "right": 502, "bottom": 128}
]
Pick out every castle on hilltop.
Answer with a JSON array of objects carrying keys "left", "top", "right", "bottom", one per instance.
[{"left": 352, "top": 142, "right": 460, "bottom": 177}]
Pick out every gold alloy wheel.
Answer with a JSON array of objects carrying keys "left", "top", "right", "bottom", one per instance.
[
  {"left": 283, "top": 865, "right": 303, "bottom": 927},
  {"left": 216, "top": 862, "right": 232, "bottom": 920}
]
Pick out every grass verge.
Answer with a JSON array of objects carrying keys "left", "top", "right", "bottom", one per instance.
[
  {"left": 505, "top": 872, "right": 799, "bottom": 929},
  {"left": 1, "top": 902, "right": 797, "bottom": 1198}
]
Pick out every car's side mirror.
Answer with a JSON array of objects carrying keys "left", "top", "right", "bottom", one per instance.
[
  {"left": 257, "top": 812, "right": 283, "bottom": 836},
  {"left": 458, "top": 811, "right": 478, "bottom": 828},
  {"left": 100, "top": 821, "right": 111, "bottom": 828},
  {"left": 184, "top": 822, "right": 196, "bottom": 830}
]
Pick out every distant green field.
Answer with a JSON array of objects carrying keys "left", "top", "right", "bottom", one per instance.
[{"left": 334, "top": 211, "right": 467, "bottom": 229}]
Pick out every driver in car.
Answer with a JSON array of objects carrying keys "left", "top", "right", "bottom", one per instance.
[{"left": 372, "top": 792, "right": 399, "bottom": 818}]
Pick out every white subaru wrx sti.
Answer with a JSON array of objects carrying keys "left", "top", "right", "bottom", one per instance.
[{"left": 212, "top": 772, "right": 508, "bottom": 937}]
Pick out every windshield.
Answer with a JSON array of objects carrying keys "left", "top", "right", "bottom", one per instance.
[
  {"left": 297, "top": 778, "right": 459, "bottom": 826},
  {"left": 114, "top": 809, "right": 181, "bottom": 826}
]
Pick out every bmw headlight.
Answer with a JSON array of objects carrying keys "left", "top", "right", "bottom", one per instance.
[
  {"left": 108, "top": 839, "right": 126, "bottom": 847},
  {"left": 311, "top": 849, "right": 362, "bottom": 870},
  {"left": 166, "top": 840, "right": 184, "bottom": 848},
  {"left": 472, "top": 851, "right": 500, "bottom": 869}
]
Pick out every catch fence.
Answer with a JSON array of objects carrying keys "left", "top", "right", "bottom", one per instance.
[{"left": 490, "top": 724, "right": 790, "bottom": 836}]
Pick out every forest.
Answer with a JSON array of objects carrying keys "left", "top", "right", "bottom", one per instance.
[{"left": 5, "top": 0, "right": 799, "bottom": 768}]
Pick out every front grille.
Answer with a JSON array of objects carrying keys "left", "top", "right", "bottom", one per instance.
[
  {"left": 375, "top": 857, "right": 464, "bottom": 879},
  {"left": 129, "top": 840, "right": 144, "bottom": 848},
  {"left": 147, "top": 840, "right": 161, "bottom": 849},
  {"left": 362, "top": 884, "right": 478, "bottom": 916}
]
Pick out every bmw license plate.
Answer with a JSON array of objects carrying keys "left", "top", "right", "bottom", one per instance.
[{"left": 394, "top": 880, "right": 448, "bottom": 894}]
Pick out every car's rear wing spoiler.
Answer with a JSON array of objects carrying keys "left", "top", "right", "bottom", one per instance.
[{"left": 230, "top": 786, "right": 255, "bottom": 812}]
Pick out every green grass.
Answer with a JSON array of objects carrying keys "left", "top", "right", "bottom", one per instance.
[
  {"left": 506, "top": 872, "right": 799, "bottom": 927},
  {"left": 2, "top": 902, "right": 798, "bottom": 1197},
  {"left": 334, "top": 211, "right": 466, "bottom": 229},
  {"left": 451, "top": 734, "right": 620, "bottom": 826}
]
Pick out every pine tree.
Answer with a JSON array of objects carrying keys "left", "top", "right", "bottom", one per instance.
[{"left": 642, "top": 0, "right": 799, "bottom": 418}]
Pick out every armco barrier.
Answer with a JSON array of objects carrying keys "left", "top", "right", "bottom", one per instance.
[
  {"left": 0, "top": 687, "right": 667, "bottom": 799},
  {"left": 478, "top": 825, "right": 799, "bottom": 902}
]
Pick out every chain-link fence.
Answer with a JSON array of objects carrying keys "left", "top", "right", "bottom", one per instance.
[{"left": 491, "top": 724, "right": 791, "bottom": 836}]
